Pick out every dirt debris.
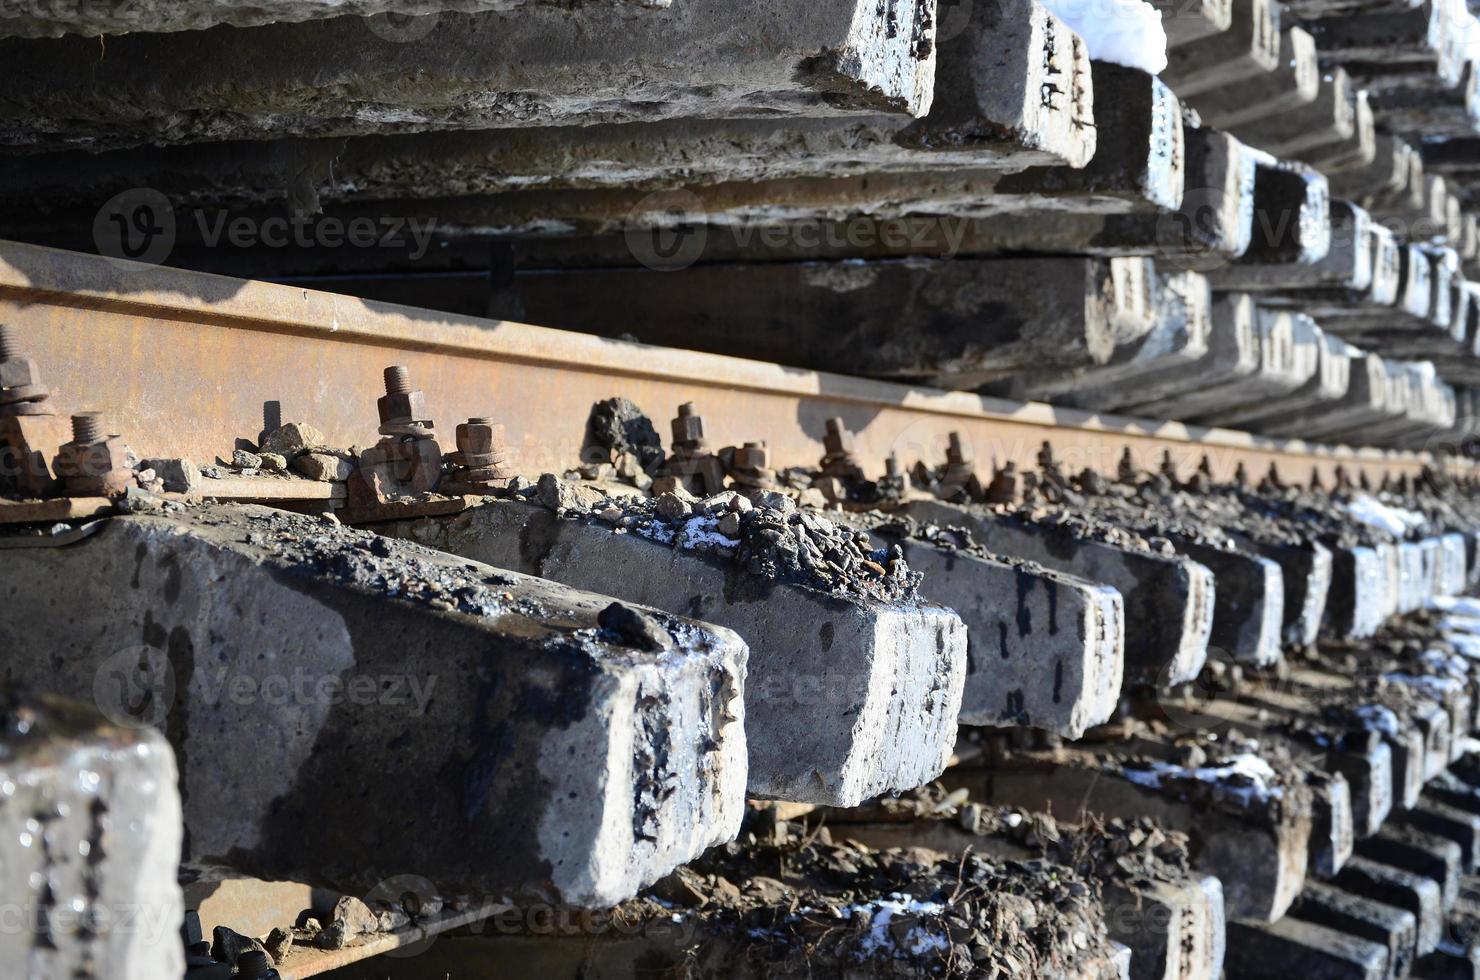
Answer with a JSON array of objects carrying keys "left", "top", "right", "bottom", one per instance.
[
  {"left": 529, "top": 475, "right": 925, "bottom": 604},
  {"left": 602, "top": 827, "right": 1122, "bottom": 979}
]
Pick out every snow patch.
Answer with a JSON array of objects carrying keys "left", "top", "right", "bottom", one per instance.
[
  {"left": 843, "top": 895, "right": 950, "bottom": 960},
  {"left": 1120, "top": 751, "right": 1281, "bottom": 807},
  {"left": 1040, "top": 0, "right": 1168, "bottom": 73},
  {"left": 1343, "top": 494, "right": 1426, "bottom": 539},
  {"left": 1353, "top": 704, "right": 1401, "bottom": 739},
  {"left": 676, "top": 515, "right": 741, "bottom": 554}
]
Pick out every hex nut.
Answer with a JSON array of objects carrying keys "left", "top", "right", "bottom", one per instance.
[
  {"left": 0, "top": 357, "right": 39, "bottom": 390},
  {"left": 671, "top": 414, "right": 705, "bottom": 445},
  {"left": 732, "top": 443, "right": 770, "bottom": 471},
  {"left": 456, "top": 421, "right": 504, "bottom": 456},
  {"left": 824, "top": 429, "right": 854, "bottom": 456},
  {"left": 377, "top": 390, "right": 428, "bottom": 425},
  {"left": 55, "top": 436, "right": 134, "bottom": 477}
]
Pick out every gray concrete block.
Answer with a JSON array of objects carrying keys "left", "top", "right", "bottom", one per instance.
[
  {"left": 1265, "top": 351, "right": 1406, "bottom": 443},
  {"left": 1214, "top": 328, "right": 1353, "bottom": 433},
  {"left": 1319, "top": 243, "right": 1438, "bottom": 328},
  {"left": 1240, "top": 157, "right": 1332, "bottom": 267},
  {"left": 0, "top": 0, "right": 669, "bottom": 37},
  {"left": 1238, "top": 67, "right": 1359, "bottom": 159},
  {"left": 1356, "top": 826, "right": 1464, "bottom": 912},
  {"left": 1388, "top": 722, "right": 1431, "bottom": 812},
  {"left": 899, "top": 499, "right": 1214, "bottom": 687},
  {"left": 1209, "top": 200, "right": 1372, "bottom": 295},
  {"left": 1108, "top": 294, "right": 1266, "bottom": 416},
  {"left": 1319, "top": 543, "right": 1393, "bottom": 640},
  {"left": 444, "top": 62, "right": 1174, "bottom": 244},
  {"left": 861, "top": 524, "right": 1124, "bottom": 739},
  {"left": 1112, "top": 296, "right": 1326, "bottom": 426},
  {"left": 1391, "top": 801, "right": 1480, "bottom": 873},
  {"left": 1371, "top": 62, "right": 1480, "bottom": 140},
  {"left": 1104, "top": 875, "right": 1226, "bottom": 980},
  {"left": 1224, "top": 916, "right": 1388, "bottom": 979},
  {"left": 830, "top": 816, "right": 1226, "bottom": 980},
  {"left": 0, "top": 505, "right": 749, "bottom": 906},
  {"left": 1195, "top": 26, "right": 1320, "bottom": 131},
  {"left": 1325, "top": 363, "right": 1457, "bottom": 450},
  {"left": 0, "top": 693, "right": 184, "bottom": 980},
  {"left": 0, "top": 0, "right": 940, "bottom": 151},
  {"left": 1171, "top": 540, "right": 1285, "bottom": 668},
  {"left": 1263, "top": 538, "right": 1335, "bottom": 648},
  {"left": 387, "top": 498, "right": 966, "bottom": 806},
  {"left": 1125, "top": 124, "right": 1256, "bottom": 265},
  {"left": 1412, "top": 944, "right": 1480, "bottom": 980},
  {"left": 0, "top": 0, "right": 1096, "bottom": 211},
  {"left": 1132, "top": 308, "right": 1323, "bottom": 426},
  {"left": 1163, "top": 0, "right": 1281, "bottom": 97},
  {"left": 1333, "top": 135, "right": 1416, "bottom": 202},
  {"left": 1406, "top": 698, "right": 1454, "bottom": 781},
  {"left": 1306, "top": 2, "right": 1448, "bottom": 64},
  {"left": 971, "top": 120, "right": 1244, "bottom": 265},
  {"left": 951, "top": 755, "right": 1312, "bottom": 922},
  {"left": 991, "top": 62, "right": 1184, "bottom": 213},
  {"left": 1156, "top": 0, "right": 1232, "bottom": 46},
  {"left": 1426, "top": 773, "right": 1480, "bottom": 825},
  {"left": 1016, "top": 270, "right": 1214, "bottom": 405},
  {"left": 495, "top": 257, "right": 1147, "bottom": 391},
  {"left": 1336, "top": 857, "right": 1445, "bottom": 956},
  {"left": 1291, "top": 882, "right": 1419, "bottom": 980},
  {"left": 1310, "top": 768, "right": 1358, "bottom": 877},
  {"left": 1303, "top": 90, "right": 1380, "bottom": 174}
]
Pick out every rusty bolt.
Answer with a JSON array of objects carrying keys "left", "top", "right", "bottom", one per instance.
[
  {"left": 377, "top": 365, "right": 428, "bottom": 425},
  {"left": 671, "top": 403, "right": 705, "bottom": 447},
  {"left": 456, "top": 418, "right": 505, "bottom": 456},
  {"left": 55, "top": 413, "right": 134, "bottom": 489},
  {"left": 72, "top": 413, "right": 104, "bottom": 445},
  {"left": 823, "top": 417, "right": 854, "bottom": 456},
  {"left": 732, "top": 441, "right": 770, "bottom": 471},
  {"left": 0, "top": 327, "right": 40, "bottom": 392},
  {"left": 1037, "top": 440, "right": 1059, "bottom": 473},
  {"left": 1116, "top": 448, "right": 1138, "bottom": 485},
  {"left": 384, "top": 365, "right": 411, "bottom": 395},
  {"left": 58, "top": 438, "right": 133, "bottom": 476},
  {"left": 946, "top": 432, "right": 971, "bottom": 465}
]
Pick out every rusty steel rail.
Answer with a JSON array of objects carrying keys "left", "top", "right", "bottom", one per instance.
[{"left": 0, "top": 239, "right": 1456, "bottom": 488}]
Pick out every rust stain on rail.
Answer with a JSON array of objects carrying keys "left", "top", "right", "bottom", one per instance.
[{"left": 0, "top": 240, "right": 1448, "bottom": 487}]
